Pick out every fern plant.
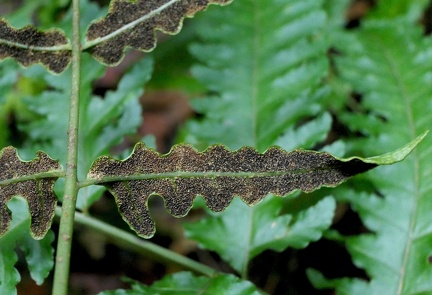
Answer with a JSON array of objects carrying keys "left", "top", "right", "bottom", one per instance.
[
  {"left": 183, "top": 0, "right": 339, "bottom": 280},
  {"left": 0, "top": 0, "right": 428, "bottom": 295},
  {"left": 308, "top": 4, "right": 432, "bottom": 294}
]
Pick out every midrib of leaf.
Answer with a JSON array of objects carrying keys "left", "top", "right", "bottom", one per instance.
[
  {"left": 82, "top": 0, "right": 180, "bottom": 50},
  {"left": 0, "top": 38, "right": 70, "bottom": 52},
  {"left": 0, "top": 171, "right": 65, "bottom": 186},
  {"left": 381, "top": 40, "right": 421, "bottom": 295},
  {"left": 329, "top": 22, "right": 432, "bottom": 294},
  {"left": 366, "top": 32, "right": 422, "bottom": 293},
  {"left": 84, "top": 168, "right": 348, "bottom": 187}
]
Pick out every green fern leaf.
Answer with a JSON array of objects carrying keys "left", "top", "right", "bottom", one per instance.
[
  {"left": 182, "top": 0, "right": 333, "bottom": 275},
  {"left": 98, "top": 272, "right": 261, "bottom": 295},
  {"left": 0, "top": 198, "right": 54, "bottom": 295},
  {"left": 367, "top": 0, "right": 430, "bottom": 21},
  {"left": 186, "top": 0, "right": 329, "bottom": 151},
  {"left": 311, "top": 20, "right": 432, "bottom": 295},
  {"left": 84, "top": 0, "right": 232, "bottom": 66},
  {"left": 185, "top": 195, "right": 336, "bottom": 275}
]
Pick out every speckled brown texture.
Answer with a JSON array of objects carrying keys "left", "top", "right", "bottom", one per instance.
[
  {"left": 0, "top": 19, "right": 71, "bottom": 73},
  {"left": 89, "top": 143, "right": 377, "bottom": 238},
  {"left": 0, "top": 147, "right": 62, "bottom": 239},
  {"left": 86, "top": 0, "right": 232, "bottom": 65}
]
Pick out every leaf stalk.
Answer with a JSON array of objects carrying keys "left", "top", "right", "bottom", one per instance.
[
  {"left": 54, "top": 207, "right": 218, "bottom": 277},
  {"left": 52, "top": 0, "right": 81, "bottom": 293}
]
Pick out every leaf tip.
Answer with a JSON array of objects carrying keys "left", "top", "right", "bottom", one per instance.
[{"left": 364, "top": 130, "right": 428, "bottom": 165}]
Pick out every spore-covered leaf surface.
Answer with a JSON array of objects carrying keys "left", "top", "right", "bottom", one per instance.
[
  {"left": 88, "top": 135, "right": 424, "bottom": 238},
  {"left": 0, "top": 19, "right": 71, "bottom": 73},
  {"left": 85, "top": 0, "right": 232, "bottom": 65},
  {"left": 0, "top": 147, "right": 62, "bottom": 239}
]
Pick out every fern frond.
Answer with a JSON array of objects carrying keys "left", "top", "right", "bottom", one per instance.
[
  {"left": 182, "top": 0, "right": 333, "bottom": 276},
  {"left": 314, "top": 20, "right": 432, "bottom": 294},
  {"left": 186, "top": 0, "right": 329, "bottom": 151}
]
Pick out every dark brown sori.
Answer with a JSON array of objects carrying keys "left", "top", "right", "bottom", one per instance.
[
  {"left": 0, "top": 147, "right": 62, "bottom": 239},
  {"left": 0, "top": 20, "right": 71, "bottom": 73},
  {"left": 86, "top": 0, "right": 232, "bottom": 65},
  {"left": 89, "top": 143, "right": 377, "bottom": 237}
]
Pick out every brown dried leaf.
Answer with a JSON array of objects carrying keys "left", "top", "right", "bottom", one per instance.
[
  {"left": 85, "top": 0, "right": 232, "bottom": 65},
  {"left": 89, "top": 142, "right": 409, "bottom": 238},
  {"left": 0, "top": 147, "right": 63, "bottom": 239},
  {"left": 0, "top": 19, "right": 71, "bottom": 74}
]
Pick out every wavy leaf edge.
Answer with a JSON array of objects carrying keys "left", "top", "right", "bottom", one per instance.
[
  {"left": 87, "top": 131, "right": 426, "bottom": 238},
  {"left": 83, "top": 0, "right": 233, "bottom": 65},
  {"left": 0, "top": 18, "right": 72, "bottom": 74},
  {"left": 0, "top": 146, "right": 63, "bottom": 239}
]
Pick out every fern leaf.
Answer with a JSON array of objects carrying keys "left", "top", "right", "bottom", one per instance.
[
  {"left": 84, "top": 0, "right": 232, "bottom": 66},
  {"left": 367, "top": 0, "right": 430, "bottom": 21},
  {"left": 0, "top": 198, "right": 54, "bottom": 294},
  {"left": 0, "top": 147, "right": 62, "bottom": 239},
  {"left": 0, "top": 19, "right": 71, "bottom": 73},
  {"left": 313, "top": 20, "right": 432, "bottom": 294},
  {"left": 186, "top": 0, "right": 329, "bottom": 151},
  {"left": 182, "top": 0, "right": 333, "bottom": 275},
  {"left": 185, "top": 195, "right": 336, "bottom": 275},
  {"left": 98, "top": 272, "right": 261, "bottom": 295},
  {"left": 87, "top": 137, "right": 423, "bottom": 238}
]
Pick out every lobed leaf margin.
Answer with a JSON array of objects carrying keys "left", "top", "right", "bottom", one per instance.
[
  {"left": 0, "top": 18, "right": 71, "bottom": 74},
  {"left": 84, "top": 0, "right": 233, "bottom": 66},
  {"left": 87, "top": 131, "right": 426, "bottom": 238},
  {"left": 0, "top": 146, "right": 63, "bottom": 239}
]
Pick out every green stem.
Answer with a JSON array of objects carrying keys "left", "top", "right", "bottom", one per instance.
[
  {"left": 52, "top": 0, "right": 81, "bottom": 294},
  {"left": 54, "top": 207, "right": 218, "bottom": 277}
]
